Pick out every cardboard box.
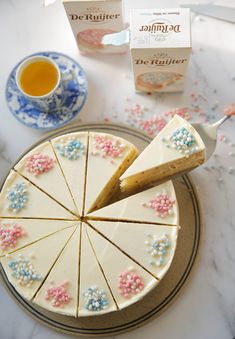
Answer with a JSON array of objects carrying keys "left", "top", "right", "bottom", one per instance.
[
  {"left": 63, "top": 0, "right": 126, "bottom": 54},
  {"left": 130, "top": 8, "right": 192, "bottom": 92}
]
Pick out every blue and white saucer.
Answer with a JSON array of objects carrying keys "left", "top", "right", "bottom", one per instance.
[{"left": 5, "top": 51, "right": 88, "bottom": 130}]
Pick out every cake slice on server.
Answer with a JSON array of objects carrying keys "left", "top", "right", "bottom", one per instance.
[
  {"left": 0, "top": 171, "right": 77, "bottom": 220},
  {"left": 33, "top": 225, "right": 81, "bottom": 317},
  {"left": 50, "top": 132, "right": 88, "bottom": 216},
  {"left": 120, "top": 115, "right": 206, "bottom": 194},
  {"left": 89, "top": 220, "right": 179, "bottom": 280},
  {"left": 78, "top": 223, "right": 117, "bottom": 316},
  {"left": 0, "top": 219, "right": 76, "bottom": 257},
  {"left": 84, "top": 132, "right": 138, "bottom": 214},
  {"left": 0, "top": 226, "right": 76, "bottom": 301},
  {"left": 14, "top": 141, "right": 78, "bottom": 216},
  {"left": 87, "top": 181, "right": 179, "bottom": 225},
  {"left": 85, "top": 224, "right": 159, "bottom": 310}
]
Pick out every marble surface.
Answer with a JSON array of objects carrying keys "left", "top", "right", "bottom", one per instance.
[{"left": 0, "top": 0, "right": 235, "bottom": 338}]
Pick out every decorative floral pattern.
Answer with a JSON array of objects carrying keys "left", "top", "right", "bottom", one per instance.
[
  {"left": 142, "top": 192, "right": 175, "bottom": 218},
  {"left": 25, "top": 153, "right": 55, "bottom": 176},
  {"left": 83, "top": 286, "right": 109, "bottom": 311},
  {"left": 55, "top": 139, "right": 85, "bottom": 160},
  {"left": 118, "top": 269, "right": 144, "bottom": 298},
  {"left": 45, "top": 282, "right": 71, "bottom": 307},
  {"left": 91, "top": 135, "right": 126, "bottom": 163}
]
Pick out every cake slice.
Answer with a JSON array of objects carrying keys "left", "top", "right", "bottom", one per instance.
[
  {"left": 14, "top": 141, "right": 78, "bottom": 215},
  {"left": 84, "top": 132, "right": 138, "bottom": 213},
  {"left": 0, "top": 219, "right": 76, "bottom": 257},
  {"left": 33, "top": 225, "right": 80, "bottom": 317},
  {"left": 87, "top": 181, "right": 179, "bottom": 225},
  {"left": 89, "top": 220, "right": 179, "bottom": 279},
  {"left": 120, "top": 115, "right": 205, "bottom": 193},
  {"left": 0, "top": 226, "right": 76, "bottom": 301},
  {"left": 85, "top": 224, "right": 158, "bottom": 310},
  {"left": 51, "top": 132, "right": 88, "bottom": 216},
  {"left": 78, "top": 223, "right": 117, "bottom": 316},
  {"left": 0, "top": 171, "right": 77, "bottom": 220}
]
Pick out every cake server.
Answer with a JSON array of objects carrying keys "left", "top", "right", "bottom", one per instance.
[{"left": 192, "top": 104, "right": 235, "bottom": 160}]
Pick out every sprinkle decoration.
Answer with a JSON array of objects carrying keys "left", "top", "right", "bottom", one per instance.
[
  {"left": 7, "top": 182, "right": 28, "bottom": 213},
  {"left": 0, "top": 222, "right": 25, "bottom": 251},
  {"left": 25, "top": 153, "right": 55, "bottom": 176},
  {"left": 8, "top": 254, "right": 42, "bottom": 286},
  {"left": 143, "top": 193, "right": 175, "bottom": 218},
  {"left": 145, "top": 234, "right": 171, "bottom": 266},
  {"left": 162, "top": 127, "right": 199, "bottom": 156},
  {"left": 55, "top": 138, "right": 85, "bottom": 160},
  {"left": 83, "top": 286, "right": 109, "bottom": 311},
  {"left": 118, "top": 269, "right": 144, "bottom": 298},
  {"left": 45, "top": 282, "right": 71, "bottom": 307},
  {"left": 92, "top": 135, "right": 126, "bottom": 163}
]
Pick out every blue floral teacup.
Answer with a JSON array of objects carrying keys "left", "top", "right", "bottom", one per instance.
[{"left": 15, "top": 55, "right": 65, "bottom": 112}]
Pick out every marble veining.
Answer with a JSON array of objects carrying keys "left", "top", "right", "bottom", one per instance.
[{"left": 0, "top": 0, "right": 235, "bottom": 338}]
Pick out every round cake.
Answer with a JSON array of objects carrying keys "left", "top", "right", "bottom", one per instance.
[{"left": 0, "top": 131, "right": 179, "bottom": 317}]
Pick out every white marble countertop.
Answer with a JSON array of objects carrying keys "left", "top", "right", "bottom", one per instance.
[{"left": 0, "top": 0, "right": 235, "bottom": 338}]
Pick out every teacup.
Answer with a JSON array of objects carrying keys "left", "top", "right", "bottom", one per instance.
[{"left": 15, "top": 55, "right": 65, "bottom": 112}]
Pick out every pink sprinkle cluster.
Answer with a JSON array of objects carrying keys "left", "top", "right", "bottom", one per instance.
[
  {"left": 45, "top": 282, "right": 71, "bottom": 308},
  {"left": 164, "top": 107, "right": 191, "bottom": 120},
  {"left": 0, "top": 222, "right": 25, "bottom": 251},
  {"left": 143, "top": 193, "right": 175, "bottom": 218},
  {"left": 118, "top": 270, "right": 144, "bottom": 298},
  {"left": 93, "top": 135, "right": 126, "bottom": 159},
  {"left": 25, "top": 153, "right": 55, "bottom": 176}
]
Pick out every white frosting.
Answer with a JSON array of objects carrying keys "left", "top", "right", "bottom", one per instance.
[
  {"left": 84, "top": 132, "right": 137, "bottom": 213},
  {"left": 51, "top": 132, "right": 88, "bottom": 216},
  {"left": 33, "top": 225, "right": 80, "bottom": 317},
  {"left": 14, "top": 141, "right": 78, "bottom": 215},
  {"left": 0, "top": 171, "right": 77, "bottom": 220},
  {"left": 85, "top": 224, "right": 158, "bottom": 310},
  {"left": 78, "top": 223, "right": 117, "bottom": 316},
  {"left": 121, "top": 115, "right": 205, "bottom": 180},
  {"left": 88, "top": 181, "right": 179, "bottom": 225},
  {"left": 0, "top": 226, "right": 76, "bottom": 301},
  {"left": 0, "top": 219, "right": 76, "bottom": 257},
  {"left": 90, "top": 221, "right": 178, "bottom": 280}
]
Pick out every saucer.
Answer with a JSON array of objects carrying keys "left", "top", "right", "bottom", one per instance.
[{"left": 5, "top": 51, "right": 88, "bottom": 130}]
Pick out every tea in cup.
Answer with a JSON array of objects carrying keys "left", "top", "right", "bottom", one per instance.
[{"left": 15, "top": 55, "right": 64, "bottom": 111}]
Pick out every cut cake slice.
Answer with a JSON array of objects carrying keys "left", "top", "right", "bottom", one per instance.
[
  {"left": 51, "top": 132, "right": 88, "bottom": 216},
  {"left": 33, "top": 225, "right": 81, "bottom": 317},
  {"left": 84, "top": 132, "right": 138, "bottom": 213},
  {"left": 78, "top": 223, "right": 117, "bottom": 316},
  {"left": 0, "top": 171, "right": 77, "bottom": 220},
  {"left": 87, "top": 181, "right": 179, "bottom": 225},
  {"left": 120, "top": 115, "right": 205, "bottom": 193}
]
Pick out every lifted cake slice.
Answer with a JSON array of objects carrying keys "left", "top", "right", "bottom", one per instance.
[
  {"left": 78, "top": 223, "right": 117, "bottom": 316},
  {"left": 0, "top": 219, "right": 76, "bottom": 257},
  {"left": 33, "top": 225, "right": 81, "bottom": 317},
  {"left": 14, "top": 141, "right": 78, "bottom": 215},
  {"left": 0, "top": 226, "right": 76, "bottom": 301},
  {"left": 120, "top": 115, "right": 205, "bottom": 194},
  {"left": 87, "top": 181, "right": 179, "bottom": 225},
  {"left": 84, "top": 132, "right": 138, "bottom": 213},
  {"left": 86, "top": 224, "right": 159, "bottom": 310},
  {"left": 0, "top": 171, "right": 77, "bottom": 220},
  {"left": 51, "top": 132, "right": 88, "bottom": 216},
  {"left": 89, "top": 220, "right": 179, "bottom": 280}
]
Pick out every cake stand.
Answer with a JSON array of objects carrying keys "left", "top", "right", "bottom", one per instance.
[{"left": 0, "top": 122, "right": 203, "bottom": 337}]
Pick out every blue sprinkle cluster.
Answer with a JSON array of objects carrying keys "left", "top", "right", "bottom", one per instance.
[
  {"left": 162, "top": 127, "right": 199, "bottom": 155},
  {"left": 7, "top": 182, "right": 28, "bottom": 213},
  {"left": 83, "top": 286, "right": 109, "bottom": 311},
  {"left": 145, "top": 234, "right": 171, "bottom": 267},
  {"left": 8, "top": 255, "right": 42, "bottom": 286},
  {"left": 55, "top": 139, "right": 85, "bottom": 160}
]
